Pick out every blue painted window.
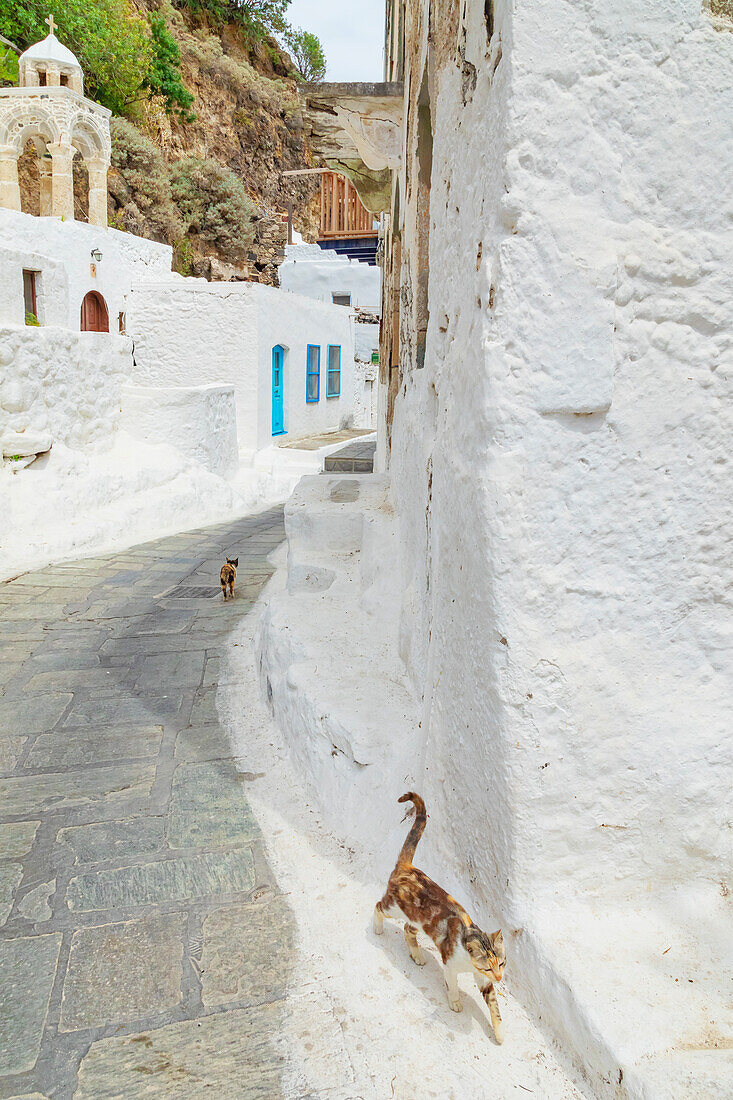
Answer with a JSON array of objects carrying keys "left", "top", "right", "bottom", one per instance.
[
  {"left": 306, "top": 344, "right": 320, "bottom": 402},
  {"left": 327, "top": 345, "right": 341, "bottom": 397}
]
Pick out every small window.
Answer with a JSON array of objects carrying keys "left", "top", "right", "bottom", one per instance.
[
  {"left": 23, "top": 270, "right": 39, "bottom": 325},
  {"left": 306, "top": 344, "right": 320, "bottom": 403},
  {"left": 60, "top": 73, "right": 69, "bottom": 87},
  {"left": 327, "top": 345, "right": 341, "bottom": 397},
  {"left": 38, "top": 69, "right": 47, "bottom": 86},
  {"left": 332, "top": 292, "right": 351, "bottom": 307}
]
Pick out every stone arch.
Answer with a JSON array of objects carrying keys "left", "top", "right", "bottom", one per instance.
[
  {"left": 70, "top": 113, "right": 108, "bottom": 161},
  {"left": 0, "top": 105, "right": 61, "bottom": 155},
  {"left": 70, "top": 114, "right": 109, "bottom": 226}
]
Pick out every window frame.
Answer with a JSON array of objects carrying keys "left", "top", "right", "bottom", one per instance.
[
  {"left": 326, "top": 344, "right": 341, "bottom": 398},
  {"left": 23, "top": 270, "right": 39, "bottom": 324},
  {"left": 332, "top": 292, "right": 351, "bottom": 307},
  {"left": 306, "top": 344, "right": 320, "bottom": 403}
]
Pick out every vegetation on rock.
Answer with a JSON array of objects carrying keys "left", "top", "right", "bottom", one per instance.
[
  {"left": 284, "top": 28, "right": 326, "bottom": 82},
  {"left": 170, "top": 156, "right": 256, "bottom": 256}
]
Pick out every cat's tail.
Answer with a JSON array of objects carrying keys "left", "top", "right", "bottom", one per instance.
[{"left": 396, "top": 792, "right": 427, "bottom": 866}]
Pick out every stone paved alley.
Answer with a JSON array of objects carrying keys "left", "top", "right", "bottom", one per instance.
[{"left": 0, "top": 508, "right": 292, "bottom": 1099}]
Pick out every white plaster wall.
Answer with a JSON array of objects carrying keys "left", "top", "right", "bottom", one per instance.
[
  {"left": 0, "top": 209, "right": 172, "bottom": 331},
  {"left": 280, "top": 243, "right": 381, "bottom": 312},
  {"left": 125, "top": 280, "right": 261, "bottom": 452},
  {"left": 255, "top": 283, "right": 356, "bottom": 449},
  {"left": 121, "top": 383, "right": 239, "bottom": 478},
  {"left": 0, "top": 325, "right": 131, "bottom": 452},
  {"left": 385, "top": 0, "right": 733, "bottom": 1091}
]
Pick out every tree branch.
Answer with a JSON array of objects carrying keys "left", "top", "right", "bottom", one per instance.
[{"left": 0, "top": 33, "right": 21, "bottom": 56}]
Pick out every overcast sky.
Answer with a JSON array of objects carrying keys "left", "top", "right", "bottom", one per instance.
[{"left": 286, "top": 0, "right": 385, "bottom": 82}]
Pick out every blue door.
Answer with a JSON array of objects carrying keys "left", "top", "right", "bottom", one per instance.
[{"left": 272, "top": 345, "right": 285, "bottom": 435}]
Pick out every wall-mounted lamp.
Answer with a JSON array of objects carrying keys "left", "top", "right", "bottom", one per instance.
[{"left": 90, "top": 248, "right": 102, "bottom": 263}]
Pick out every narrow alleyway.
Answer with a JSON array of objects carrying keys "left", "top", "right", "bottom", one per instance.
[
  {"left": 0, "top": 509, "right": 297, "bottom": 1099},
  {"left": 0, "top": 505, "right": 589, "bottom": 1100}
]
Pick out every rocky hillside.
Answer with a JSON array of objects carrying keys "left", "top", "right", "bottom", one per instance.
[{"left": 16, "top": 1, "right": 321, "bottom": 284}]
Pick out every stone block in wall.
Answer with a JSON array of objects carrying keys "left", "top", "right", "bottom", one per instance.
[
  {"left": 121, "top": 383, "right": 239, "bottom": 478},
  {"left": 209, "top": 258, "right": 250, "bottom": 282}
]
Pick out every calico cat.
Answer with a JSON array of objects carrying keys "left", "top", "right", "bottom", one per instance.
[
  {"left": 374, "top": 792, "right": 506, "bottom": 1042},
  {"left": 220, "top": 557, "right": 238, "bottom": 599}
]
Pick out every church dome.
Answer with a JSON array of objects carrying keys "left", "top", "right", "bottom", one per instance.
[
  {"left": 18, "top": 29, "right": 84, "bottom": 93},
  {"left": 20, "top": 33, "right": 81, "bottom": 71}
]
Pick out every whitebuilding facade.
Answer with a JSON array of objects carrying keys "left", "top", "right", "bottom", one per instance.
[{"left": 126, "top": 278, "right": 357, "bottom": 457}]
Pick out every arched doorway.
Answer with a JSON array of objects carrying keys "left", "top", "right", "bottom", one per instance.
[
  {"left": 80, "top": 291, "right": 109, "bottom": 332},
  {"left": 272, "top": 345, "right": 286, "bottom": 435}
]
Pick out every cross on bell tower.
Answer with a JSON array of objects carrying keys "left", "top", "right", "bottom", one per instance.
[{"left": 45, "top": 14, "right": 56, "bottom": 36}]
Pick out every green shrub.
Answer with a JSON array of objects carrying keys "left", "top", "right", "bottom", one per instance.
[
  {"left": 145, "top": 13, "right": 195, "bottom": 119},
  {"left": 110, "top": 117, "right": 185, "bottom": 240},
  {"left": 170, "top": 156, "right": 256, "bottom": 257},
  {"left": 25, "top": 310, "right": 39, "bottom": 326},
  {"left": 173, "top": 236, "right": 194, "bottom": 275},
  {"left": 175, "top": 0, "right": 290, "bottom": 38}
]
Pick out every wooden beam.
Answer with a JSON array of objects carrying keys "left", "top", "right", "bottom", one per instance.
[{"left": 281, "top": 168, "right": 330, "bottom": 177}]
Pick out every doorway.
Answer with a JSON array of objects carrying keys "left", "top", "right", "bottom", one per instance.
[
  {"left": 272, "top": 344, "right": 286, "bottom": 435},
  {"left": 80, "top": 291, "right": 109, "bottom": 332}
]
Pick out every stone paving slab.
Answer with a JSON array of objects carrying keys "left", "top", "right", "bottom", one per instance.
[
  {"left": 0, "top": 694, "right": 72, "bottom": 736},
  {"left": 0, "top": 862, "right": 24, "bottom": 925},
  {"left": 167, "top": 761, "right": 260, "bottom": 849},
  {"left": 0, "top": 934, "right": 62, "bottom": 1075},
  {"left": 75, "top": 1002, "right": 286, "bottom": 1099},
  {"left": 60, "top": 913, "right": 186, "bottom": 1031},
  {"left": 201, "top": 895, "right": 292, "bottom": 1008},
  {"left": 0, "top": 761, "right": 157, "bottom": 817},
  {"left": 0, "top": 736, "right": 27, "bottom": 776},
  {"left": 67, "top": 848, "right": 257, "bottom": 912},
  {"left": 57, "top": 816, "right": 166, "bottom": 865},
  {"left": 26, "top": 724, "right": 163, "bottom": 767},
  {"left": 0, "top": 509, "right": 286, "bottom": 1098},
  {"left": 0, "top": 821, "right": 39, "bottom": 860}
]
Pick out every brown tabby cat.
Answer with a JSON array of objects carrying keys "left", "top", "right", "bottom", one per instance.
[
  {"left": 220, "top": 557, "right": 238, "bottom": 600},
  {"left": 374, "top": 792, "right": 506, "bottom": 1042}
]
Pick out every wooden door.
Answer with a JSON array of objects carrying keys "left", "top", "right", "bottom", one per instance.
[{"left": 80, "top": 291, "right": 109, "bottom": 332}]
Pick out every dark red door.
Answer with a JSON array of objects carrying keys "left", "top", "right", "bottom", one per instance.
[{"left": 80, "top": 291, "right": 109, "bottom": 332}]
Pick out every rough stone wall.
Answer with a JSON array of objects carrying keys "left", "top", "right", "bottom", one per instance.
[{"left": 0, "top": 326, "right": 131, "bottom": 452}]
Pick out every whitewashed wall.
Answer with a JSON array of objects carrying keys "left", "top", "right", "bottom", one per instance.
[
  {"left": 126, "top": 281, "right": 261, "bottom": 451},
  {"left": 121, "top": 383, "right": 239, "bottom": 477},
  {"left": 0, "top": 325, "right": 131, "bottom": 455},
  {"left": 384, "top": 0, "right": 733, "bottom": 1092},
  {"left": 280, "top": 243, "right": 381, "bottom": 312},
  {"left": 0, "top": 208, "right": 172, "bottom": 331}
]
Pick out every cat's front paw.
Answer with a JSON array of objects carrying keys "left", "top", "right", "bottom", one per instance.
[
  {"left": 492, "top": 1023, "right": 504, "bottom": 1044},
  {"left": 409, "top": 951, "right": 427, "bottom": 966},
  {"left": 448, "top": 997, "right": 463, "bottom": 1012}
]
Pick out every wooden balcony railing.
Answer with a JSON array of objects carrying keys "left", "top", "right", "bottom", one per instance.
[{"left": 320, "top": 171, "right": 377, "bottom": 239}]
